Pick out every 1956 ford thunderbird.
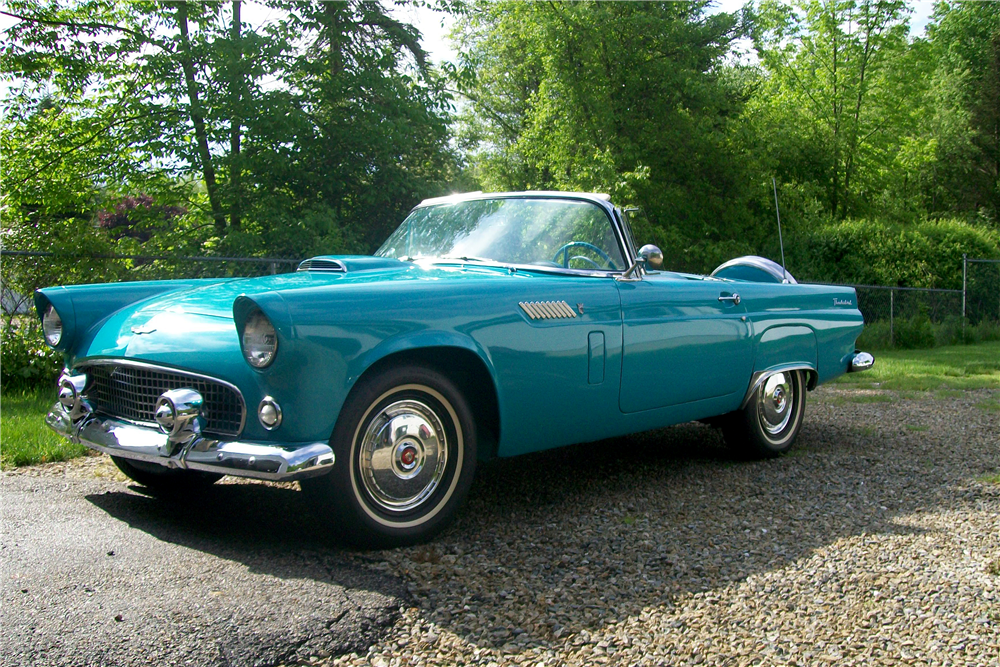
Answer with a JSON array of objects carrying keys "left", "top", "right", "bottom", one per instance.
[{"left": 38, "top": 191, "right": 873, "bottom": 545}]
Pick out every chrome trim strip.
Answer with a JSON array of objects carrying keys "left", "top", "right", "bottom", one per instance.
[
  {"left": 849, "top": 351, "right": 875, "bottom": 373},
  {"left": 46, "top": 404, "right": 334, "bottom": 482},
  {"left": 76, "top": 358, "right": 247, "bottom": 437},
  {"left": 418, "top": 258, "right": 620, "bottom": 279},
  {"left": 740, "top": 365, "right": 816, "bottom": 409}
]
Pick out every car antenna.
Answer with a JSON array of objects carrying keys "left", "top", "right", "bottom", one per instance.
[{"left": 772, "top": 177, "right": 788, "bottom": 284}]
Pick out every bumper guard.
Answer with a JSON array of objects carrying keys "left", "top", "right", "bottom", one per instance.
[{"left": 848, "top": 350, "right": 875, "bottom": 373}]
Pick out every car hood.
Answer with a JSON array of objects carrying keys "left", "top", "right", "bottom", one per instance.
[
  {"left": 126, "top": 256, "right": 417, "bottom": 319},
  {"left": 75, "top": 256, "right": 526, "bottom": 361}
]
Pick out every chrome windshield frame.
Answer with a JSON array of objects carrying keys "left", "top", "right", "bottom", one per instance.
[{"left": 381, "top": 192, "right": 638, "bottom": 279}]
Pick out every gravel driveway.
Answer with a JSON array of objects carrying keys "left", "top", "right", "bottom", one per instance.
[{"left": 4, "top": 386, "right": 999, "bottom": 666}]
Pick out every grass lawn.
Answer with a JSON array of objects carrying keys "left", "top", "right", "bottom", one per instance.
[
  {"left": 833, "top": 340, "right": 1000, "bottom": 392},
  {"left": 1, "top": 386, "right": 87, "bottom": 470}
]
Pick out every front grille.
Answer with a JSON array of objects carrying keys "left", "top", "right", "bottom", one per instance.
[{"left": 82, "top": 363, "right": 245, "bottom": 437}]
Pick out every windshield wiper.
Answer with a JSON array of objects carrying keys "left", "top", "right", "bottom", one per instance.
[{"left": 439, "top": 255, "right": 494, "bottom": 263}]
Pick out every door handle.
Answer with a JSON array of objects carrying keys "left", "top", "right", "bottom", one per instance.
[{"left": 718, "top": 293, "right": 741, "bottom": 305}]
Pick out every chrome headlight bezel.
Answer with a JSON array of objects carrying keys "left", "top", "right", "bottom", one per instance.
[
  {"left": 42, "top": 305, "right": 63, "bottom": 347},
  {"left": 241, "top": 308, "right": 278, "bottom": 369}
]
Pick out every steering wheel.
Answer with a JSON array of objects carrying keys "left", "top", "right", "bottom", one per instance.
[{"left": 552, "top": 242, "right": 618, "bottom": 270}]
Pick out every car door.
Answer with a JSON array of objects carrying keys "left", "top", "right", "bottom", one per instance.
[
  {"left": 617, "top": 274, "right": 754, "bottom": 413},
  {"left": 475, "top": 272, "right": 624, "bottom": 457}
]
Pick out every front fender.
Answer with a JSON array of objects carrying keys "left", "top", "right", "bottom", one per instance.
[{"left": 35, "top": 280, "right": 226, "bottom": 354}]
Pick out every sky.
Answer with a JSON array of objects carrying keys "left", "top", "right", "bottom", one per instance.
[
  {"left": 388, "top": 0, "right": 940, "bottom": 67},
  {"left": 1, "top": 1, "right": 941, "bottom": 66},
  {"left": 0, "top": 0, "right": 942, "bottom": 90}
]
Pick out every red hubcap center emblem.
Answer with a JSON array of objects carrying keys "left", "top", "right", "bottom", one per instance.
[{"left": 401, "top": 448, "right": 416, "bottom": 466}]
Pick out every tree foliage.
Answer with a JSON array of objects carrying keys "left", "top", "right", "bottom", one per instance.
[
  {"left": 921, "top": 1, "right": 1000, "bottom": 220},
  {"left": 452, "top": 1, "right": 752, "bottom": 269},
  {"left": 2, "top": 0, "right": 998, "bottom": 290},
  {"left": 748, "top": 0, "right": 920, "bottom": 221},
  {"left": 1, "top": 0, "right": 460, "bottom": 263}
]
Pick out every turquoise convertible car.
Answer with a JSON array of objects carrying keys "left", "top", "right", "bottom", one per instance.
[{"left": 38, "top": 191, "right": 873, "bottom": 545}]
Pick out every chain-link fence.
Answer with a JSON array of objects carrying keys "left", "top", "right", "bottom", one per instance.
[
  {"left": 848, "top": 284, "right": 966, "bottom": 348},
  {"left": 3, "top": 250, "right": 998, "bottom": 348},
  {"left": 965, "top": 257, "right": 1000, "bottom": 326}
]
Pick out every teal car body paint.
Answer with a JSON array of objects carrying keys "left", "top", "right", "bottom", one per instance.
[{"left": 37, "top": 191, "right": 873, "bottom": 545}]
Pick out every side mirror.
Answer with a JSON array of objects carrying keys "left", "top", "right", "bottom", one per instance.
[
  {"left": 638, "top": 244, "right": 663, "bottom": 270},
  {"left": 617, "top": 244, "right": 664, "bottom": 281}
]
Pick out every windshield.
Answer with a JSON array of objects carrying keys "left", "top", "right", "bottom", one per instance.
[{"left": 376, "top": 197, "right": 626, "bottom": 271}]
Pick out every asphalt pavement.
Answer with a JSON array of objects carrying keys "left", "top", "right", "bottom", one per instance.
[{"left": 1, "top": 472, "right": 407, "bottom": 667}]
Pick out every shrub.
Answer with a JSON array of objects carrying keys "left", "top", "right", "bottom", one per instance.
[
  {"left": 893, "top": 311, "right": 936, "bottom": 349},
  {"left": 1, "top": 320, "right": 63, "bottom": 390},
  {"left": 856, "top": 321, "right": 893, "bottom": 350},
  {"left": 974, "top": 320, "right": 1000, "bottom": 342},
  {"left": 784, "top": 218, "right": 1000, "bottom": 289},
  {"left": 856, "top": 315, "right": 1000, "bottom": 350},
  {"left": 934, "top": 316, "right": 965, "bottom": 347}
]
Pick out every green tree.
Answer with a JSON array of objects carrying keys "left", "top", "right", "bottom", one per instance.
[
  {"left": 749, "top": 0, "right": 918, "bottom": 221},
  {"left": 922, "top": 1, "right": 1000, "bottom": 222},
  {"left": 452, "top": 0, "right": 753, "bottom": 268},
  {"left": 1, "top": 0, "right": 460, "bottom": 261}
]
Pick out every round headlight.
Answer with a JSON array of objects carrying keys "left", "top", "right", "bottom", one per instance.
[
  {"left": 242, "top": 308, "right": 278, "bottom": 368},
  {"left": 42, "top": 305, "right": 63, "bottom": 347}
]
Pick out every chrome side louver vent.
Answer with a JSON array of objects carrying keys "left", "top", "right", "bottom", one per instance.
[
  {"left": 297, "top": 258, "right": 346, "bottom": 273},
  {"left": 519, "top": 301, "right": 578, "bottom": 320}
]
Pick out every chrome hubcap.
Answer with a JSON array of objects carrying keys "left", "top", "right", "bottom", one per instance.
[
  {"left": 758, "top": 372, "right": 793, "bottom": 435},
  {"left": 358, "top": 399, "right": 448, "bottom": 513}
]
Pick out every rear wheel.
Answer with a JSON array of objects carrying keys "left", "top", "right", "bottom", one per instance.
[
  {"left": 721, "top": 370, "right": 806, "bottom": 458},
  {"left": 111, "top": 456, "right": 223, "bottom": 491},
  {"left": 301, "top": 364, "right": 477, "bottom": 547}
]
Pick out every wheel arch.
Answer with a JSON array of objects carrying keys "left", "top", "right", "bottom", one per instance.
[
  {"left": 349, "top": 337, "right": 502, "bottom": 460},
  {"left": 740, "top": 365, "right": 817, "bottom": 409}
]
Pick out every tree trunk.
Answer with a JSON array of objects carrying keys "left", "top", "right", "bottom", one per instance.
[
  {"left": 843, "top": 1, "right": 877, "bottom": 217},
  {"left": 229, "top": 0, "right": 242, "bottom": 230},
  {"left": 173, "top": 2, "right": 226, "bottom": 235},
  {"left": 325, "top": 2, "right": 344, "bottom": 79},
  {"left": 831, "top": 29, "right": 840, "bottom": 219}
]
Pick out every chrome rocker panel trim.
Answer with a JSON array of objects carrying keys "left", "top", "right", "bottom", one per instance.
[{"left": 45, "top": 404, "right": 334, "bottom": 482}]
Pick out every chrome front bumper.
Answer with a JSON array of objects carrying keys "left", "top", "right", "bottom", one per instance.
[{"left": 45, "top": 403, "right": 335, "bottom": 482}]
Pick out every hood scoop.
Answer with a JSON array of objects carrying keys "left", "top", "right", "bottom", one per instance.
[
  {"left": 296, "top": 255, "right": 408, "bottom": 274},
  {"left": 297, "top": 258, "right": 346, "bottom": 273}
]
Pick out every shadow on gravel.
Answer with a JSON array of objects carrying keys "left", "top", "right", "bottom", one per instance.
[
  {"left": 82, "top": 396, "right": 996, "bottom": 658},
  {"left": 85, "top": 482, "right": 390, "bottom": 585},
  {"left": 376, "top": 413, "right": 982, "bottom": 651},
  {"left": 83, "top": 484, "right": 410, "bottom": 664}
]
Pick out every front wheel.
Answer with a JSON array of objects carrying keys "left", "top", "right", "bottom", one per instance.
[
  {"left": 301, "top": 364, "right": 477, "bottom": 547},
  {"left": 721, "top": 370, "right": 807, "bottom": 458}
]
